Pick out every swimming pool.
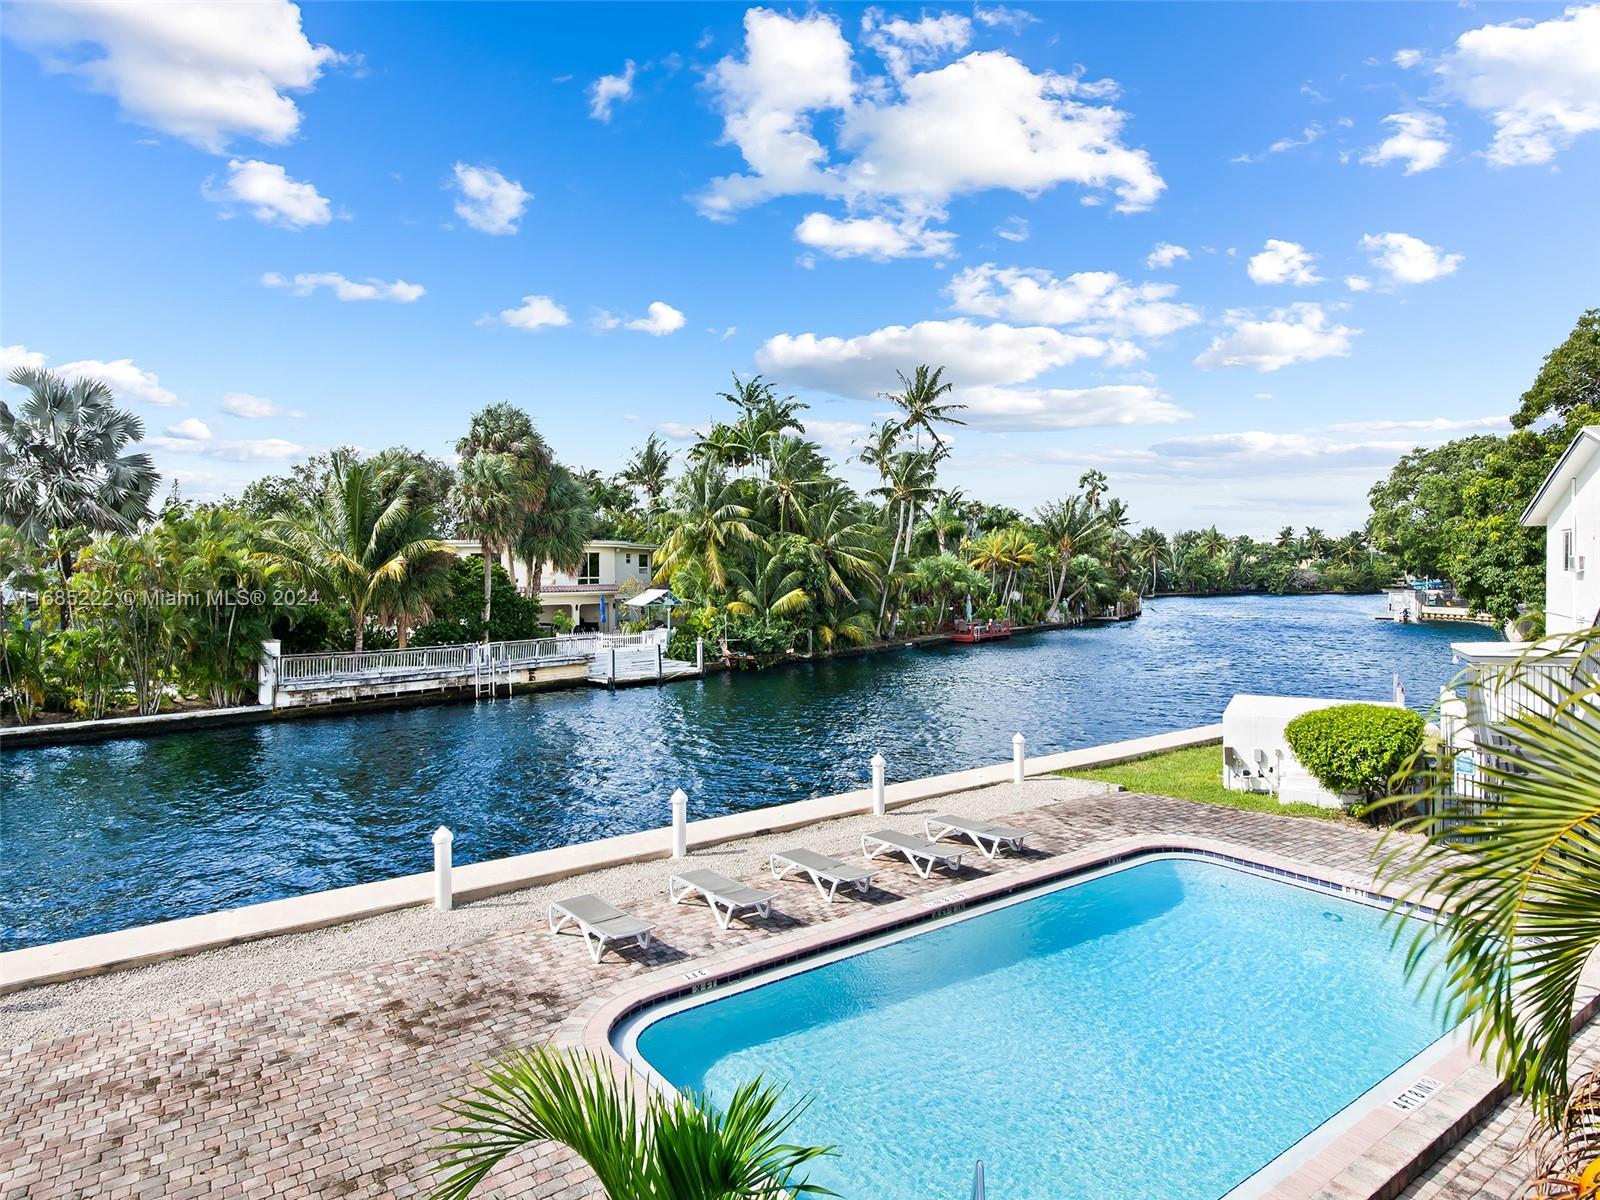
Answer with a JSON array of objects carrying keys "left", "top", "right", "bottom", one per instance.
[{"left": 624, "top": 855, "right": 1455, "bottom": 1200}]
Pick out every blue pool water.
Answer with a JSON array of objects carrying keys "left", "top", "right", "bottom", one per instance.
[
  {"left": 632, "top": 857, "right": 1455, "bottom": 1200},
  {"left": 0, "top": 594, "right": 1489, "bottom": 950}
]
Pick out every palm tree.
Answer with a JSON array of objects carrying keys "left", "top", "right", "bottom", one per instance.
[
  {"left": 0, "top": 367, "right": 159, "bottom": 548},
  {"left": 1197, "top": 526, "right": 1228, "bottom": 559},
  {"left": 1300, "top": 526, "right": 1329, "bottom": 560},
  {"left": 762, "top": 437, "right": 824, "bottom": 535},
  {"left": 1077, "top": 469, "right": 1109, "bottom": 510},
  {"left": 882, "top": 365, "right": 965, "bottom": 454},
  {"left": 431, "top": 1045, "right": 833, "bottom": 1200},
  {"left": 1036, "top": 497, "right": 1108, "bottom": 616},
  {"left": 726, "top": 555, "right": 809, "bottom": 622},
  {"left": 654, "top": 463, "right": 762, "bottom": 592},
  {"left": 516, "top": 464, "right": 593, "bottom": 598},
  {"left": 873, "top": 451, "right": 937, "bottom": 634},
  {"left": 1377, "top": 636, "right": 1600, "bottom": 1125},
  {"left": 1130, "top": 527, "right": 1167, "bottom": 595},
  {"left": 1274, "top": 525, "right": 1297, "bottom": 550},
  {"left": 457, "top": 403, "right": 554, "bottom": 577},
  {"left": 621, "top": 434, "right": 674, "bottom": 512},
  {"left": 262, "top": 459, "right": 446, "bottom": 652},
  {"left": 801, "top": 492, "right": 881, "bottom": 605},
  {"left": 915, "top": 494, "right": 967, "bottom": 556},
  {"left": 452, "top": 451, "right": 524, "bottom": 629}
]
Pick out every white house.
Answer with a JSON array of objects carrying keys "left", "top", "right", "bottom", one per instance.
[
  {"left": 1522, "top": 425, "right": 1600, "bottom": 634},
  {"left": 444, "top": 538, "right": 657, "bottom": 631}
]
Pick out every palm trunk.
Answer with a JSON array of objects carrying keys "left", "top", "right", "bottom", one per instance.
[
  {"left": 480, "top": 540, "right": 494, "bottom": 633},
  {"left": 353, "top": 606, "right": 365, "bottom": 653},
  {"left": 876, "top": 506, "right": 907, "bottom": 637}
]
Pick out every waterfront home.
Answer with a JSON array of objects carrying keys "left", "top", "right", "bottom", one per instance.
[
  {"left": 1448, "top": 426, "right": 1600, "bottom": 775},
  {"left": 444, "top": 538, "right": 657, "bottom": 631}
]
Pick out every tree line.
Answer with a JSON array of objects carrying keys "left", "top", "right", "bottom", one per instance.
[{"left": 1, "top": 362, "right": 1390, "bottom": 724}]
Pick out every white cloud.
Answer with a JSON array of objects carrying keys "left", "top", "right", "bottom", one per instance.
[
  {"left": 861, "top": 10, "right": 972, "bottom": 82},
  {"left": 806, "top": 418, "right": 871, "bottom": 453},
  {"left": 972, "top": 5, "right": 1038, "bottom": 33},
  {"left": 1194, "top": 304, "right": 1357, "bottom": 372},
  {"left": 1326, "top": 415, "right": 1509, "bottom": 434},
  {"left": 1439, "top": 4, "right": 1600, "bottom": 165},
  {"left": 1360, "top": 232, "right": 1463, "bottom": 285},
  {"left": 56, "top": 357, "right": 181, "bottom": 406},
  {"left": 219, "top": 391, "right": 301, "bottom": 419},
  {"left": 1146, "top": 430, "right": 1417, "bottom": 473},
  {"left": 947, "top": 264, "right": 1201, "bottom": 338},
  {"left": 1, "top": 346, "right": 180, "bottom": 406},
  {"left": 202, "top": 158, "right": 333, "bottom": 228},
  {"left": 1233, "top": 124, "right": 1324, "bottom": 164},
  {"left": 147, "top": 433, "right": 306, "bottom": 462},
  {"left": 1246, "top": 239, "right": 1323, "bottom": 286},
  {"left": 955, "top": 383, "right": 1188, "bottom": 431},
  {"left": 1345, "top": 275, "right": 1372, "bottom": 292},
  {"left": 656, "top": 422, "right": 703, "bottom": 441},
  {"left": 450, "top": 163, "right": 531, "bottom": 235},
  {"left": 588, "top": 60, "right": 636, "bottom": 122},
  {"left": 1146, "top": 242, "right": 1189, "bottom": 269},
  {"left": 166, "top": 417, "right": 213, "bottom": 440},
  {"left": 623, "top": 302, "right": 686, "bottom": 336},
  {"left": 696, "top": 8, "right": 1164, "bottom": 239},
  {"left": 1394, "top": 48, "right": 1424, "bottom": 69},
  {"left": 4, "top": 0, "right": 339, "bottom": 152},
  {"left": 261, "top": 272, "right": 424, "bottom": 302},
  {"left": 996, "top": 216, "right": 1030, "bottom": 242},
  {"left": 488, "top": 295, "right": 571, "bottom": 332},
  {"left": 1361, "top": 112, "right": 1451, "bottom": 174},
  {"left": 794, "top": 212, "right": 956, "bottom": 260},
  {"left": 758, "top": 318, "right": 1115, "bottom": 398},
  {"left": 0, "top": 345, "right": 48, "bottom": 377}
]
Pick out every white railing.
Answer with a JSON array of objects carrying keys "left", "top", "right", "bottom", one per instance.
[
  {"left": 599, "top": 629, "right": 669, "bottom": 649},
  {"left": 1455, "top": 649, "right": 1584, "bottom": 732},
  {"left": 276, "top": 634, "right": 599, "bottom": 688},
  {"left": 278, "top": 643, "right": 477, "bottom": 684}
]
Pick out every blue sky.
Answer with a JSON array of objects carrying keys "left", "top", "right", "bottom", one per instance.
[{"left": 3, "top": 1, "right": 1597, "bottom": 533}]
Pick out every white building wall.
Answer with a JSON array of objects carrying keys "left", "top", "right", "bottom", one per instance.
[{"left": 1544, "top": 452, "right": 1600, "bottom": 634}]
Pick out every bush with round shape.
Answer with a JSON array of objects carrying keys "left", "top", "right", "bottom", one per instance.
[{"left": 1283, "top": 703, "right": 1425, "bottom": 804}]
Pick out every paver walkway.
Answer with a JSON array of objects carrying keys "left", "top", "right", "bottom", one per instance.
[{"left": 0, "top": 787, "right": 1552, "bottom": 1199}]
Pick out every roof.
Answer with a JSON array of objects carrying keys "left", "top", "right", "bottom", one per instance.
[
  {"left": 625, "top": 587, "right": 672, "bottom": 607},
  {"left": 1522, "top": 426, "right": 1600, "bottom": 527},
  {"left": 586, "top": 540, "right": 657, "bottom": 551}
]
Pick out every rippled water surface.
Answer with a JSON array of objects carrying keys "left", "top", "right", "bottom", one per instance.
[{"left": 1, "top": 594, "right": 1490, "bottom": 949}]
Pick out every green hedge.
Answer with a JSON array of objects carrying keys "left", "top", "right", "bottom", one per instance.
[{"left": 1283, "top": 703, "right": 1424, "bottom": 803}]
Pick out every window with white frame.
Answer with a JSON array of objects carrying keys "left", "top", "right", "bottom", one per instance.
[
  {"left": 578, "top": 551, "right": 601, "bottom": 585},
  {"left": 638, "top": 552, "right": 650, "bottom": 575},
  {"left": 1563, "top": 529, "right": 1576, "bottom": 572}
]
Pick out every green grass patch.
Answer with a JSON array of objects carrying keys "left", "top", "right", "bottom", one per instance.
[{"left": 1058, "top": 742, "right": 1353, "bottom": 822}]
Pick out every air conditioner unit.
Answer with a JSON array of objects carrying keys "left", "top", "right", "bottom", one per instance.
[{"left": 1580, "top": 556, "right": 1587, "bottom": 573}]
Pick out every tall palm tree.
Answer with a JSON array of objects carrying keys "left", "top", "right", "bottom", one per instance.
[
  {"left": 654, "top": 463, "right": 762, "bottom": 592},
  {"left": 262, "top": 459, "right": 446, "bottom": 652},
  {"left": 1300, "top": 526, "right": 1329, "bottom": 560},
  {"left": 882, "top": 365, "right": 965, "bottom": 454},
  {"left": 431, "top": 1045, "right": 833, "bottom": 1199},
  {"left": 621, "top": 434, "right": 674, "bottom": 512},
  {"left": 915, "top": 493, "right": 967, "bottom": 556},
  {"left": 457, "top": 403, "right": 554, "bottom": 576},
  {"left": 0, "top": 367, "right": 159, "bottom": 547},
  {"left": 726, "top": 555, "right": 809, "bottom": 622},
  {"left": 453, "top": 451, "right": 524, "bottom": 629},
  {"left": 1274, "top": 525, "right": 1297, "bottom": 550},
  {"left": 873, "top": 451, "right": 937, "bottom": 634},
  {"left": 515, "top": 464, "right": 594, "bottom": 598},
  {"left": 1377, "top": 635, "right": 1600, "bottom": 1125},
  {"left": 762, "top": 437, "right": 825, "bottom": 535},
  {"left": 801, "top": 492, "right": 881, "bottom": 605},
  {"left": 1077, "top": 469, "right": 1109, "bottom": 510},
  {"left": 1036, "top": 496, "right": 1108, "bottom": 615},
  {"left": 1197, "top": 526, "right": 1229, "bottom": 559},
  {"left": 1130, "top": 527, "right": 1167, "bottom": 595}
]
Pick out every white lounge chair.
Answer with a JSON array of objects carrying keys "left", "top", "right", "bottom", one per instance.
[
  {"left": 668, "top": 868, "right": 778, "bottom": 929},
  {"left": 547, "top": 894, "right": 655, "bottom": 963},
  {"left": 923, "top": 814, "right": 1030, "bottom": 860},
  {"left": 860, "top": 829, "right": 966, "bottom": 879},
  {"left": 769, "top": 848, "right": 878, "bottom": 902}
]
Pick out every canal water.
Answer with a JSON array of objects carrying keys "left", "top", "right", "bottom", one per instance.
[{"left": 0, "top": 594, "right": 1492, "bottom": 950}]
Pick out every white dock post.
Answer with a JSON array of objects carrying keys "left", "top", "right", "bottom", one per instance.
[
  {"left": 609, "top": 646, "right": 617, "bottom": 691},
  {"left": 657, "top": 643, "right": 663, "bottom": 683},
  {"left": 696, "top": 637, "right": 705, "bottom": 675},
  {"left": 871, "top": 752, "right": 886, "bottom": 816},
  {"left": 671, "top": 788, "right": 688, "bottom": 858},
  {"left": 1012, "top": 732, "right": 1026, "bottom": 785},
  {"left": 432, "top": 826, "right": 453, "bottom": 912}
]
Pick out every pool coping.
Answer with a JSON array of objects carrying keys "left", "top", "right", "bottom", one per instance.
[
  {"left": 0, "top": 725, "right": 1221, "bottom": 994},
  {"left": 558, "top": 833, "right": 1594, "bottom": 1200}
]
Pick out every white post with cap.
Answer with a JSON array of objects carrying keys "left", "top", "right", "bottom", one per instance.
[
  {"left": 432, "top": 826, "right": 453, "bottom": 912},
  {"left": 871, "top": 752, "right": 886, "bottom": 816},
  {"left": 671, "top": 788, "right": 689, "bottom": 858},
  {"left": 1012, "top": 732, "right": 1026, "bottom": 785}
]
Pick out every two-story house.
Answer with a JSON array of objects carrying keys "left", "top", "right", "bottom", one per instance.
[
  {"left": 443, "top": 538, "right": 657, "bottom": 631},
  {"left": 1446, "top": 426, "right": 1600, "bottom": 769}
]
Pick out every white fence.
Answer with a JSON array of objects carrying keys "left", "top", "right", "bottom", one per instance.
[{"left": 273, "top": 634, "right": 598, "bottom": 690}]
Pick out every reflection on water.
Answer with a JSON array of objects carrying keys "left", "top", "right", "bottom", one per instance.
[{"left": 0, "top": 594, "right": 1489, "bottom": 949}]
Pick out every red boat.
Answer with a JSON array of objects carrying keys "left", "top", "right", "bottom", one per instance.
[{"left": 946, "top": 618, "right": 1013, "bottom": 643}]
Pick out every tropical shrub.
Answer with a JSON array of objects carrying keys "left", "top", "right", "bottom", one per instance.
[
  {"left": 411, "top": 558, "right": 543, "bottom": 646},
  {"left": 1284, "top": 703, "right": 1424, "bottom": 802}
]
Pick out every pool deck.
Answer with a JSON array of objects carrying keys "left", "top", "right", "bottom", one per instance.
[{"left": 0, "top": 783, "right": 1583, "bottom": 1199}]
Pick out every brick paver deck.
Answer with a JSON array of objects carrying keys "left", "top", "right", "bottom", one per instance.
[{"left": 0, "top": 790, "right": 1555, "bottom": 1199}]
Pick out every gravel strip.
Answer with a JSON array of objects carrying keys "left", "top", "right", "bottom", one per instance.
[{"left": 0, "top": 775, "right": 1113, "bottom": 1050}]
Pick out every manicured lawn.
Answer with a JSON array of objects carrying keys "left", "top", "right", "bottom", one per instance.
[{"left": 1058, "top": 742, "right": 1355, "bottom": 822}]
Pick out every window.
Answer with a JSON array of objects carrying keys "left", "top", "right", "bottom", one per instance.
[
  {"left": 578, "top": 552, "right": 601, "bottom": 585},
  {"left": 638, "top": 553, "right": 650, "bottom": 575},
  {"left": 1564, "top": 529, "right": 1576, "bottom": 572}
]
